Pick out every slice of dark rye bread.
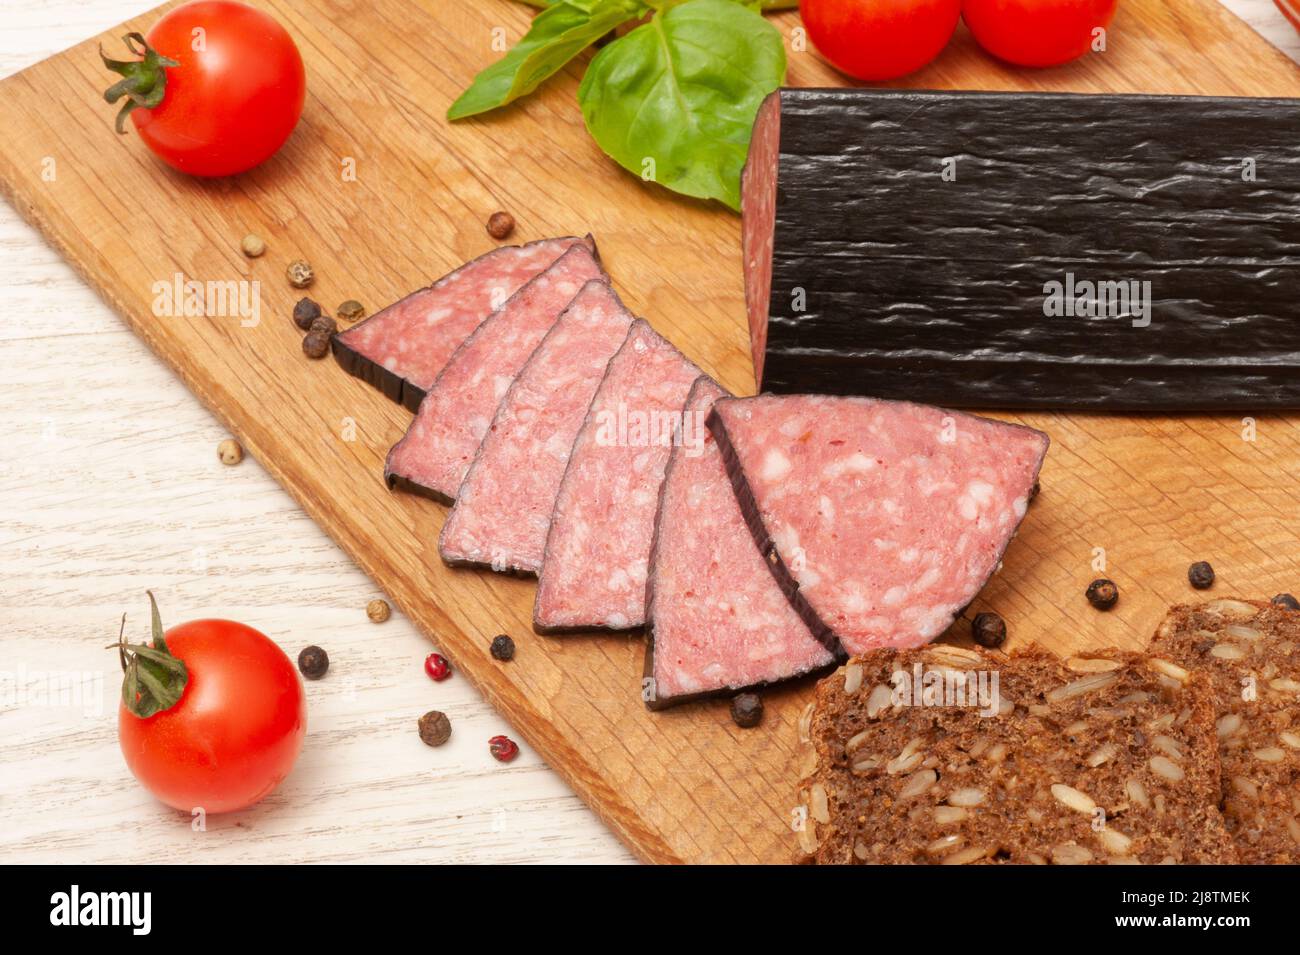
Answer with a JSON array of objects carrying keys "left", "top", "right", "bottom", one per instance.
[
  {"left": 1148, "top": 598, "right": 1300, "bottom": 864},
  {"left": 795, "top": 645, "right": 1237, "bottom": 864}
]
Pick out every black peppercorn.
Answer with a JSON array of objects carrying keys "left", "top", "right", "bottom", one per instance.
[
  {"left": 730, "top": 692, "right": 763, "bottom": 728},
  {"left": 1272, "top": 593, "right": 1300, "bottom": 611},
  {"left": 490, "top": 634, "right": 515, "bottom": 661},
  {"left": 292, "top": 297, "right": 321, "bottom": 330},
  {"left": 1086, "top": 578, "right": 1119, "bottom": 610},
  {"left": 1188, "top": 561, "right": 1215, "bottom": 590},
  {"left": 418, "top": 710, "right": 452, "bottom": 747},
  {"left": 971, "top": 612, "right": 1007, "bottom": 648},
  {"left": 297, "top": 645, "right": 329, "bottom": 680}
]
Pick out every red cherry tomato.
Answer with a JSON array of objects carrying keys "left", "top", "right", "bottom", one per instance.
[
  {"left": 801, "top": 0, "right": 962, "bottom": 82},
  {"left": 962, "top": 0, "right": 1118, "bottom": 68},
  {"left": 106, "top": 0, "right": 305, "bottom": 176},
  {"left": 118, "top": 616, "right": 306, "bottom": 813}
]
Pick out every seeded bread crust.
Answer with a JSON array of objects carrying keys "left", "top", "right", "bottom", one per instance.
[
  {"left": 797, "top": 645, "right": 1236, "bottom": 865},
  {"left": 1148, "top": 598, "right": 1300, "bottom": 864}
]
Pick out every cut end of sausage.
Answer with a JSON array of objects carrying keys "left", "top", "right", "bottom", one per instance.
[{"left": 741, "top": 90, "right": 781, "bottom": 389}]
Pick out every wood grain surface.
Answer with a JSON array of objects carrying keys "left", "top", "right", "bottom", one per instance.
[{"left": 3, "top": 0, "right": 1300, "bottom": 864}]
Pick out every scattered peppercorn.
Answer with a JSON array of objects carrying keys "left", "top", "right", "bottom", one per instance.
[
  {"left": 488, "top": 734, "right": 519, "bottom": 762},
  {"left": 971, "top": 611, "right": 1007, "bottom": 648},
  {"left": 309, "top": 314, "right": 337, "bottom": 337},
  {"left": 490, "top": 634, "right": 515, "bottom": 661},
  {"left": 286, "top": 259, "right": 314, "bottom": 288},
  {"left": 730, "top": 692, "right": 764, "bottom": 728},
  {"left": 1085, "top": 578, "right": 1119, "bottom": 610},
  {"left": 424, "top": 652, "right": 451, "bottom": 681},
  {"left": 1188, "top": 561, "right": 1215, "bottom": 590},
  {"left": 297, "top": 645, "right": 329, "bottom": 680},
  {"left": 367, "top": 598, "right": 391, "bottom": 623},
  {"left": 486, "top": 210, "right": 515, "bottom": 240},
  {"left": 241, "top": 233, "right": 265, "bottom": 258},
  {"left": 1272, "top": 593, "right": 1300, "bottom": 611},
  {"left": 292, "top": 297, "right": 321, "bottom": 330},
  {"left": 337, "top": 299, "right": 365, "bottom": 323},
  {"left": 302, "top": 331, "right": 330, "bottom": 359},
  {"left": 418, "top": 710, "right": 452, "bottom": 747},
  {"left": 217, "top": 438, "right": 243, "bottom": 466}
]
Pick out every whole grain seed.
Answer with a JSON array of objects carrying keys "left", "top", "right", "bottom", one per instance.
[
  {"left": 844, "top": 729, "right": 871, "bottom": 755},
  {"left": 1051, "top": 783, "right": 1097, "bottom": 815},
  {"left": 1125, "top": 778, "right": 1150, "bottom": 809},
  {"left": 1066, "top": 657, "right": 1123, "bottom": 673},
  {"left": 865, "top": 683, "right": 893, "bottom": 718},
  {"left": 1210, "top": 643, "right": 1246, "bottom": 660},
  {"left": 1151, "top": 735, "right": 1183, "bottom": 761},
  {"left": 934, "top": 806, "right": 969, "bottom": 825},
  {"left": 797, "top": 823, "right": 818, "bottom": 856},
  {"left": 1224, "top": 624, "right": 1262, "bottom": 641},
  {"left": 1216, "top": 713, "right": 1243, "bottom": 738},
  {"left": 926, "top": 833, "right": 963, "bottom": 855},
  {"left": 798, "top": 702, "right": 814, "bottom": 743},
  {"left": 1149, "top": 755, "right": 1185, "bottom": 781},
  {"left": 1147, "top": 657, "right": 1190, "bottom": 684},
  {"left": 1086, "top": 743, "right": 1118, "bottom": 767},
  {"left": 1253, "top": 746, "right": 1285, "bottom": 763},
  {"left": 1046, "top": 671, "right": 1118, "bottom": 702},
  {"left": 1187, "top": 561, "right": 1215, "bottom": 589},
  {"left": 1205, "top": 598, "right": 1257, "bottom": 619},
  {"left": 941, "top": 846, "right": 988, "bottom": 865},
  {"left": 1098, "top": 829, "right": 1133, "bottom": 855},
  {"left": 1279, "top": 730, "right": 1300, "bottom": 749},
  {"left": 809, "top": 783, "right": 830, "bottom": 824},
  {"left": 1050, "top": 844, "right": 1094, "bottom": 865},
  {"left": 947, "top": 787, "right": 986, "bottom": 807},
  {"left": 924, "top": 645, "right": 983, "bottom": 666},
  {"left": 1232, "top": 776, "right": 1259, "bottom": 799},
  {"left": 900, "top": 769, "right": 938, "bottom": 799},
  {"left": 842, "top": 662, "right": 863, "bottom": 694}
]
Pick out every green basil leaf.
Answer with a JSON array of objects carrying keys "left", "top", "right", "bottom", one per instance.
[
  {"left": 448, "top": 0, "right": 648, "bottom": 120},
  {"left": 577, "top": 0, "right": 785, "bottom": 210}
]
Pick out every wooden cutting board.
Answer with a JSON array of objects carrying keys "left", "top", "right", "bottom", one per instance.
[{"left": 3, "top": 0, "right": 1300, "bottom": 864}]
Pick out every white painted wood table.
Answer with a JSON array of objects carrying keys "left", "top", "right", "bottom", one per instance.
[{"left": 2, "top": 0, "right": 1297, "bottom": 865}]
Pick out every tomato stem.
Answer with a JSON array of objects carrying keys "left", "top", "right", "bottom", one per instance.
[
  {"left": 113, "top": 591, "right": 189, "bottom": 719},
  {"left": 100, "top": 32, "right": 180, "bottom": 134}
]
